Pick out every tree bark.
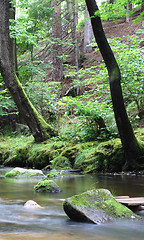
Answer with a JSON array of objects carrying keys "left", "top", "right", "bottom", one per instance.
[
  {"left": 126, "top": 2, "right": 132, "bottom": 23},
  {"left": 0, "top": 0, "right": 56, "bottom": 142},
  {"left": 9, "top": 3, "right": 18, "bottom": 73},
  {"left": 51, "top": 0, "right": 64, "bottom": 82},
  {"left": 141, "top": 0, "right": 144, "bottom": 12},
  {"left": 83, "top": 4, "right": 94, "bottom": 53},
  {"left": 85, "top": 0, "right": 143, "bottom": 170}
]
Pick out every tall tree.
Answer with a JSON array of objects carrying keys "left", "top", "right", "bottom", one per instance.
[
  {"left": 51, "top": 0, "right": 64, "bottom": 82},
  {"left": 85, "top": 0, "right": 144, "bottom": 170},
  {"left": 83, "top": 4, "right": 94, "bottom": 53},
  {"left": 126, "top": 2, "right": 132, "bottom": 23},
  {"left": 141, "top": 0, "right": 144, "bottom": 11},
  {"left": 66, "top": 0, "right": 79, "bottom": 68},
  {"left": 0, "top": 0, "right": 56, "bottom": 142},
  {"left": 70, "top": 0, "right": 79, "bottom": 69},
  {"left": 9, "top": 3, "right": 17, "bottom": 73}
]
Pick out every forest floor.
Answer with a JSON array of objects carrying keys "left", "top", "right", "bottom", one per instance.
[{"left": 83, "top": 16, "right": 143, "bottom": 68}]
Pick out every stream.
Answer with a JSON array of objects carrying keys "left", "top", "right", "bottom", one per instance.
[{"left": 0, "top": 167, "right": 144, "bottom": 240}]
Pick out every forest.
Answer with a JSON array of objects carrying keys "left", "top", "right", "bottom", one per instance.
[{"left": 0, "top": 0, "right": 144, "bottom": 174}]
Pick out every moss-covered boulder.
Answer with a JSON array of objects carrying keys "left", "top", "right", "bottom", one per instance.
[
  {"left": 34, "top": 179, "right": 61, "bottom": 193},
  {"left": 4, "top": 167, "right": 44, "bottom": 178},
  {"left": 63, "top": 189, "right": 139, "bottom": 224}
]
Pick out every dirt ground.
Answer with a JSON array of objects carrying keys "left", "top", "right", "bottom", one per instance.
[{"left": 83, "top": 17, "right": 143, "bottom": 67}]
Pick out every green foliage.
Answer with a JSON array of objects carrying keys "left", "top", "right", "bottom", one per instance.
[
  {"left": 46, "top": 169, "right": 65, "bottom": 178},
  {"left": 59, "top": 96, "right": 115, "bottom": 142},
  {"left": 50, "top": 156, "right": 71, "bottom": 169},
  {"left": 0, "top": 135, "right": 33, "bottom": 166},
  {"left": 34, "top": 179, "right": 61, "bottom": 192},
  {"left": 100, "top": 0, "right": 144, "bottom": 22},
  {"left": 74, "top": 137, "right": 135, "bottom": 173},
  {"left": 25, "top": 79, "right": 61, "bottom": 122},
  {"left": 4, "top": 170, "right": 21, "bottom": 178},
  {"left": 0, "top": 80, "right": 18, "bottom": 117},
  {"left": 91, "top": 34, "right": 144, "bottom": 121},
  {"left": 18, "top": 60, "right": 51, "bottom": 83},
  {"left": 10, "top": 0, "right": 53, "bottom": 54},
  {"left": 0, "top": 128, "right": 144, "bottom": 172},
  {"left": 108, "top": 36, "right": 144, "bottom": 120}
]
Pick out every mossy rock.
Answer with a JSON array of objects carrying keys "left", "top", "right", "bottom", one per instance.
[
  {"left": 34, "top": 179, "right": 61, "bottom": 193},
  {"left": 4, "top": 167, "right": 44, "bottom": 178},
  {"left": 63, "top": 189, "right": 140, "bottom": 224}
]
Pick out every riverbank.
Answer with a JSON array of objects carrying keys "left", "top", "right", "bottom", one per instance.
[{"left": 0, "top": 127, "right": 144, "bottom": 173}]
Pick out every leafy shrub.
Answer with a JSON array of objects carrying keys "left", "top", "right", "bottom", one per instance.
[
  {"left": 91, "top": 34, "right": 144, "bottom": 121},
  {"left": 59, "top": 96, "right": 116, "bottom": 142}
]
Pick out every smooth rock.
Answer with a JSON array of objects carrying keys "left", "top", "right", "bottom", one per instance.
[{"left": 24, "top": 200, "right": 42, "bottom": 209}]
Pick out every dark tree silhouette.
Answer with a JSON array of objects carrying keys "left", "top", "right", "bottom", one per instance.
[{"left": 85, "top": 0, "right": 144, "bottom": 170}]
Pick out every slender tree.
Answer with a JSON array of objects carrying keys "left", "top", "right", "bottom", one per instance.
[
  {"left": 51, "top": 0, "right": 64, "bottom": 82},
  {"left": 0, "top": 0, "right": 56, "bottom": 142},
  {"left": 141, "top": 0, "right": 144, "bottom": 12},
  {"left": 9, "top": 3, "right": 17, "bottom": 73},
  {"left": 83, "top": 4, "right": 94, "bottom": 53},
  {"left": 85, "top": 0, "right": 144, "bottom": 170},
  {"left": 126, "top": 2, "right": 132, "bottom": 23}
]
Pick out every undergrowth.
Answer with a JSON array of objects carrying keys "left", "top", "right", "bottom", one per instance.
[{"left": 0, "top": 128, "right": 144, "bottom": 173}]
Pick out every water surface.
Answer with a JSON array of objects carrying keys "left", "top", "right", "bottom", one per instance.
[{"left": 0, "top": 167, "right": 144, "bottom": 240}]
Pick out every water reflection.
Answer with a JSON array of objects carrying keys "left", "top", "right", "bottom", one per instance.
[{"left": 0, "top": 168, "right": 144, "bottom": 240}]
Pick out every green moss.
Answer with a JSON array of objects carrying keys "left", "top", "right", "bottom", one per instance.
[
  {"left": 46, "top": 169, "right": 64, "bottom": 178},
  {"left": 74, "top": 138, "right": 125, "bottom": 173},
  {"left": 101, "top": 198, "right": 134, "bottom": 219},
  {"left": 14, "top": 73, "right": 56, "bottom": 140},
  {"left": 66, "top": 189, "right": 139, "bottom": 220},
  {"left": 0, "top": 136, "right": 33, "bottom": 167},
  {"left": 27, "top": 145, "right": 51, "bottom": 169},
  {"left": 4, "top": 168, "right": 44, "bottom": 178},
  {"left": 51, "top": 156, "right": 71, "bottom": 169},
  {"left": 34, "top": 179, "right": 61, "bottom": 192},
  {"left": 4, "top": 170, "right": 21, "bottom": 178},
  {"left": 60, "top": 146, "right": 80, "bottom": 167},
  {"left": 0, "top": 128, "right": 144, "bottom": 172}
]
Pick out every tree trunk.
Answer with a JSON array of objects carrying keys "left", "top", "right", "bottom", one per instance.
[
  {"left": 126, "top": 2, "right": 132, "bottom": 23},
  {"left": 85, "top": 0, "right": 143, "bottom": 170},
  {"left": 83, "top": 4, "right": 94, "bottom": 53},
  {"left": 71, "top": 0, "right": 79, "bottom": 70},
  {"left": 9, "top": 3, "right": 18, "bottom": 73},
  {"left": 0, "top": 0, "right": 56, "bottom": 142},
  {"left": 51, "top": 0, "right": 64, "bottom": 82},
  {"left": 141, "top": 0, "right": 144, "bottom": 12}
]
